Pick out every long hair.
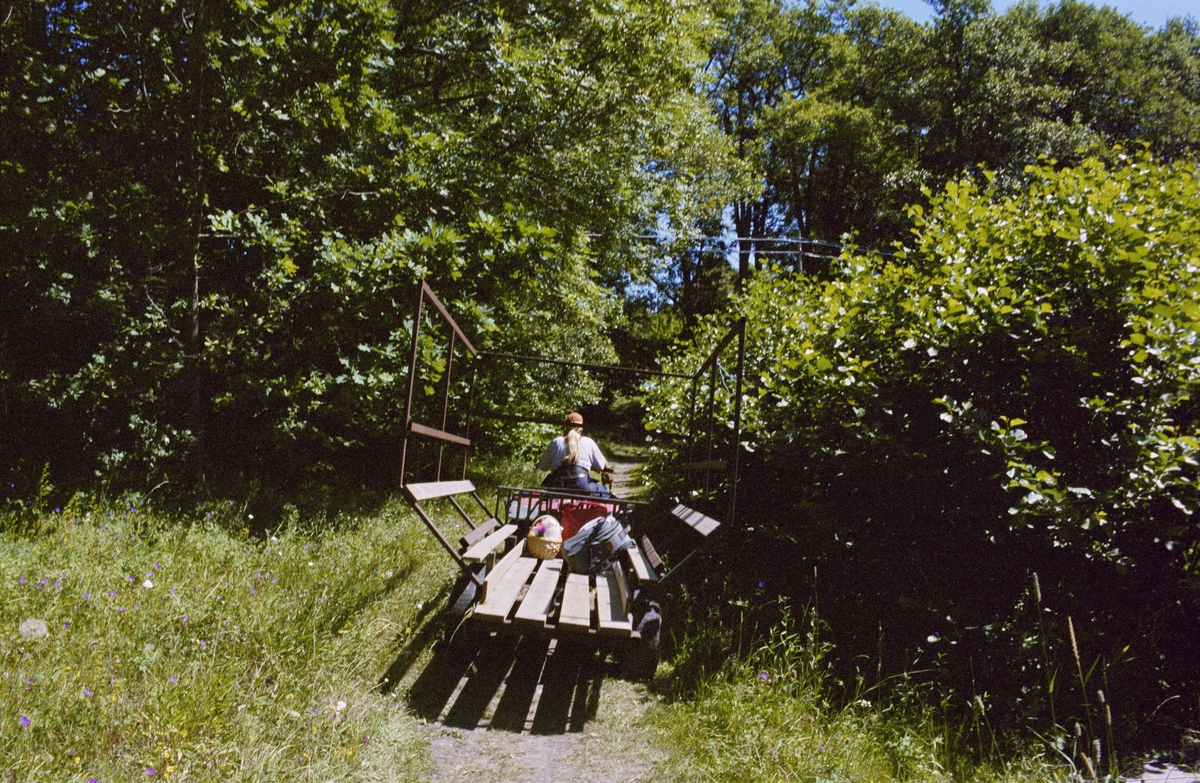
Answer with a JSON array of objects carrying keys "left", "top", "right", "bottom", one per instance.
[{"left": 563, "top": 427, "right": 582, "bottom": 465}]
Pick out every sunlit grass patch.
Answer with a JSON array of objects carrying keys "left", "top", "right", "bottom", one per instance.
[
  {"left": 648, "top": 610, "right": 1066, "bottom": 782},
  {"left": 0, "top": 497, "right": 454, "bottom": 781}
]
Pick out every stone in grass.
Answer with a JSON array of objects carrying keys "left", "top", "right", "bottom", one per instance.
[{"left": 19, "top": 619, "right": 49, "bottom": 639}]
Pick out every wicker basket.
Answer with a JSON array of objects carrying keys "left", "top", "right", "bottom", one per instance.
[{"left": 526, "top": 532, "right": 562, "bottom": 560}]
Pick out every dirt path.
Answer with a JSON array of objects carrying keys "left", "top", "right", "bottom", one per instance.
[{"left": 409, "top": 452, "right": 663, "bottom": 782}]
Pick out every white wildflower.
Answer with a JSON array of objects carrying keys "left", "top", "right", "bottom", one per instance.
[{"left": 19, "top": 619, "right": 49, "bottom": 639}]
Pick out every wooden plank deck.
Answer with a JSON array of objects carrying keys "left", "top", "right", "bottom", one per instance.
[
  {"left": 558, "top": 573, "right": 592, "bottom": 632},
  {"left": 474, "top": 556, "right": 537, "bottom": 622},
  {"left": 513, "top": 559, "right": 563, "bottom": 628},
  {"left": 597, "top": 566, "right": 631, "bottom": 636}
]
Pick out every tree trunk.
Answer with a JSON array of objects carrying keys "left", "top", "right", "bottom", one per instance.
[{"left": 734, "top": 200, "right": 753, "bottom": 284}]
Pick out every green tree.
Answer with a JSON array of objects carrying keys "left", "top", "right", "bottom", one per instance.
[
  {"left": 705, "top": 0, "right": 1200, "bottom": 271},
  {"left": 706, "top": 0, "right": 844, "bottom": 281},
  {"left": 0, "top": 0, "right": 738, "bottom": 494}
]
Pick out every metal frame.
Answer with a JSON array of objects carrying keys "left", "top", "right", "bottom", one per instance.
[
  {"left": 683, "top": 317, "right": 747, "bottom": 528},
  {"left": 398, "top": 280, "right": 747, "bottom": 591},
  {"left": 399, "top": 281, "right": 479, "bottom": 486}
]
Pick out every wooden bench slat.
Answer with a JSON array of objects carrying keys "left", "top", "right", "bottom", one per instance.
[
  {"left": 475, "top": 554, "right": 537, "bottom": 622},
  {"left": 640, "top": 535, "right": 664, "bottom": 571},
  {"left": 625, "top": 541, "right": 658, "bottom": 583},
  {"left": 671, "top": 504, "right": 721, "bottom": 537},
  {"left": 409, "top": 421, "right": 471, "bottom": 447},
  {"left": 558, "top": 573, "right": 592, "bottom": 632},
  {"left": 458, "top": 518, "right": 499, "bottom": 551},
  {"left": 462, "top": 523, "right": 517, "bottom": 562},
  {"left": 613, "top": 561, "right": 630, "bottom": 614},
  {"left": 405, "top": 480, "right": 476, "bottom": 501},
  {"left": 597, "top": 567, "right": 632, "bottom": 636},
  {"left": 513, "top": 559, "right": 562, "bottom": 627}
]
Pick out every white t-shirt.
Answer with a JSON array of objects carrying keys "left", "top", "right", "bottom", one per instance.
[{"left": 537, "top": 435, "right": 607, "bottom": 473}]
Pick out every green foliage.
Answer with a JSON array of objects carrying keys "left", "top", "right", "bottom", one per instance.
[
  {"left": 645, "top": 149, "right": 1200, "bottom": 743},
  {"left": 0, "top": 0, "right": 741, "bottom": 495},
  {"left": 0, "top": 498, "right": 452, "bottom": 780},
  {"left": 704, "top": 0, "right": 1200, "bottom": 257}
]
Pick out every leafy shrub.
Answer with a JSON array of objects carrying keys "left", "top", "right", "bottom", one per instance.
[{"left": 645, "top": 149, "right": 1200, "bottom": 748}]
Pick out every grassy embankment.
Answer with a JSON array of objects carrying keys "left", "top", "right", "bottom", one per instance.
[
  {"left": 4, "top": 466, "right": 1079, "bottom": 782},
  {"left": 647, "top": 608, "right": 1074, "bottom": 782},
  {"left": 1, "top": 491, "right": 457, "bottom": 781}
]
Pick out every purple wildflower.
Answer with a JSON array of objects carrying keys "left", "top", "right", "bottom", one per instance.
[
  {"left": 146, "top": 766, "right": 156, "bottom": 775},
  {"left": 117, "top": 606, "right": 125, "bottom": 612},
  {"left": 133, "top": 604, "right": 140, "bottom": 610},
  {"left": 20, "top": 716, "right": 30, "bottom": 727},
  {"left": 198, "top": 640, "right": 206, "bottom": 647},
  {"left": 759, "top": 672, "right": 769, "bottom": 680},
  {"left": 84, "top": 688, "right": 93, "bottom": 697},
  {"left": 18, "top": 576, "right": 25, "bottom": 584},
  {"left": 182, "top": 616, "right": 188, "bottom": 623},
  {"left": 250, "top": 589, "right": 257, "bottom": 595},
  {"left": 169, "top": 677, "right": 177, "bottom": 684}
]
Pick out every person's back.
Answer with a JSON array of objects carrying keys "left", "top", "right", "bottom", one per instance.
[{"left": 538, "top": 412, "right": 613, "bottom": 497}]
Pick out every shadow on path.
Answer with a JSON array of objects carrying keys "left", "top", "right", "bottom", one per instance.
[{"left": 404, "top": 627, "right": 617, "bottom": 735}]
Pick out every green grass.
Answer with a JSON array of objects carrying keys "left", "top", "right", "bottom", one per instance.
[
  {"left": 0, "top": 495, "right": 457, "bottom": 781},
  {"left": 646, "top": 609, "right": 1068, "bottom": 783},
  {"left": 3, "top": 477, "right": 1084, "bottom": 783}
]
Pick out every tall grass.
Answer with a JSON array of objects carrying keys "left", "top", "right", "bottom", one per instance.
[
  {"left": 648, "top": 605, "right": 1068, "bottom": 782},
  {"left": 0, "top": 495, "right": 456, "bottom": 781}
]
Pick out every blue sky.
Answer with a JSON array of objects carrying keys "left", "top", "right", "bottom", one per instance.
[{"left": 874, "top": 0, "right": 1199, "bottom": 27}]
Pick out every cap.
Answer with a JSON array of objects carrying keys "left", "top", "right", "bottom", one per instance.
[{"left": 566, "top": 411, "right": 584, "bottom": 425}]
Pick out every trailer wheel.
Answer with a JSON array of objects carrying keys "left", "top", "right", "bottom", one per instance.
[
  {"left": 627, "top": 600, "right": 661, "bottom": 682},
  {"left": 448, "top": 564, "right": 487, "bottom": 617}
]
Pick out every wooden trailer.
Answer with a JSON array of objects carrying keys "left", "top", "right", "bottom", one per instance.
[{"left": 398, "top": 282, "right": 744, "bottom": 677}]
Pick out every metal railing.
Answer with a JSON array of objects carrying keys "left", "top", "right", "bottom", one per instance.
[
  {"left": 399, "top": 281, "right": 478, "bottom": 486},
  {"left": 399, "top": 281, "right": 746, "bottom": 531},
  {"left": 683, "top": 317, "right": 746, "bottom": 528}
]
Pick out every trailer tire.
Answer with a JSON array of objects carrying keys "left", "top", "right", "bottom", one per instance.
[
  {"left": 627, "top": 601, "right": 661, "bottom": 681},
  {"left": 448, "top": 564, "right": 487, "bottom": 617}
]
